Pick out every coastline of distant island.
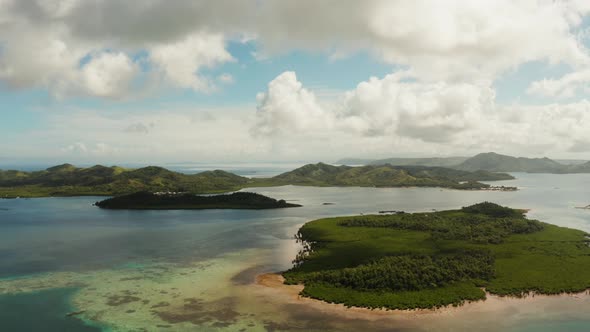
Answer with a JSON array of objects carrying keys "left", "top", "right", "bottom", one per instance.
[{"left": 0, "top": 162, "right": 515, "bottom": 198}]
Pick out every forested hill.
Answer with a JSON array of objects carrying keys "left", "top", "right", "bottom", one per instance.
[
  {"left": 0, "top": 162, "right": 514, "bottom": 198},
  {"left": 0, "top": 164, "right": 250, "bottom": 197},
  {"left": 268, "top": 163, "right": 513, "bottom": 188}
]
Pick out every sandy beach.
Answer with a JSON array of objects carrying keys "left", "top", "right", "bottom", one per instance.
[{"left": 255, "top": 272, "right": 590, "bottom": 327}]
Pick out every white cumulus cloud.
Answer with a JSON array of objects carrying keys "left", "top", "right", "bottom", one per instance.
[
  {"left": 149, "top": 32, "right": 233, "bottom": 92},
  {"left": 252, "top": 71, "right": 333, "bottom": 136},
  {"left": 252, "top": 70, "right": 590, "bottom": 159},
  {"left": 81, "top": 52, "right": 139, "bottom": 99},
  {"left": 254, "top": 71, "right": 495, "bottom": 143}
]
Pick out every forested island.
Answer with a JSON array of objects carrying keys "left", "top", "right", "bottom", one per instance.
[
  {"left": 283, "top": 202, "right": 590, "bottom": 310},
  {"left": 94, "top": 191, "right": 301, "bottom": 210},
  {"left": 262, "top": 163, "right": 513, "bottom": 188},
  {"left": 0, "top": 162, "right": 514, "bottom": 198}
]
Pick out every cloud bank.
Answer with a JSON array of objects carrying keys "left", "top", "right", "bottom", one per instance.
[
  {"left": 1, "top": 0, "right": 589, "bottom": 98},
  {"left": 252, "top": 71, "right": 590, "bottom": 159}
]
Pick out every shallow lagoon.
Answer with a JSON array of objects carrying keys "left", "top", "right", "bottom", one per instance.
[{"left": 1, "top": 173, "right": 590, "bottom": 331}]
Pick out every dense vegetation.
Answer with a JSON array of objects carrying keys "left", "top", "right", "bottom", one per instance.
[
  {"left": 0, "top": 164, "right": 250, "bottom": 197},
  {"left": 267, "top": 163, "right": 513, "bottom": 189},
  {"left": 0, "top": 163, "right": 514, "bottom": 198},
  {"left": 94, "top": 191, "right": 300, "bottom": 210},
  {"left": 339, "top": 203, "right": 541, "bottom": 244},
  {"left": 303, "top": 251, "right": 495, "bottom": 292},
  {"left": 284, "top": 203, "right": 590, "bottom": 310}
]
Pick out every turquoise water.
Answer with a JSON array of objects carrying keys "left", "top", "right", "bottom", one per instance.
[{"left": 1, "top": 172, "right": 590, "bottom": 331}]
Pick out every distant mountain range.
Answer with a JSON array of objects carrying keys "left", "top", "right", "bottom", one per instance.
[
  {"left": 454, "top": 153, "right": 589, "bottom": 173},
  {"left": 338, "top": 152, "right": 590, "bottom": 174},
  {"left": 337, "top": 157, "right": 469, "bottom": 167},
  {"left": 372, "top": 157, "right": 468, "bottom": 167}
]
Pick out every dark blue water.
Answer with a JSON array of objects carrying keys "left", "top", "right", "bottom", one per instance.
[{"left": 0, "top": 288, "right": 101, "bottom": 331}]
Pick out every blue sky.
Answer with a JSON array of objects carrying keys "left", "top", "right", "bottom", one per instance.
[{"left": 2, "top": 1, "right": 590, "bottom": 165}]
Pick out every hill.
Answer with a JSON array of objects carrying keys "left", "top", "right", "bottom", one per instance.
[
  {"left": 455, "top": 152, "right": 565, "bottom": 173},
  {"left": 0, "top": 164, "right": 250, "bottom": 197},
  {"left": 566, "top": 161, "right": 590, "bottom": 173},
  {"left": 283, "top": 202, "right": 590, "bottom": 310},
  {"left": 335, "top": 158, "right": 375, "bottom": 165},
  {"left": 454, "top": 152, "right": 590, "bottom": 173},
  {"left": 267, "top": 163, "right": 514, "bottom": 189},
  {"left": 336, "top": 157, "right": 468, "bottom": 167},
  {"left": 94, "top": 191, "right": 301, "bottom": 210}
]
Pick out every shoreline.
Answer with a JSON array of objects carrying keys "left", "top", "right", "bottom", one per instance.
[
  {"left": 0, "top": 187, "right": 514, "bottom": 199},
  {"left": 255, "top": 273, "right": 590, "bottom": 319},
  {"left": 0, "top": 181, "right": 518, "bottom": 199}
]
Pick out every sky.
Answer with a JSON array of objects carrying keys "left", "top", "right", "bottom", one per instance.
[{"left": 2, "top": 0, "right": 590, "bottom": 165}]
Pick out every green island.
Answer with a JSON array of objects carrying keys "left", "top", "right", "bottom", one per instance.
[
  {"left": 283, "top": 202, "right": 590, "bottom": 310},
  {"left": 0, "top": 163, "right": 514, "bottom": 198},
  {"left": 94, "top": 191, "right": 301, "bottom": 210}
]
